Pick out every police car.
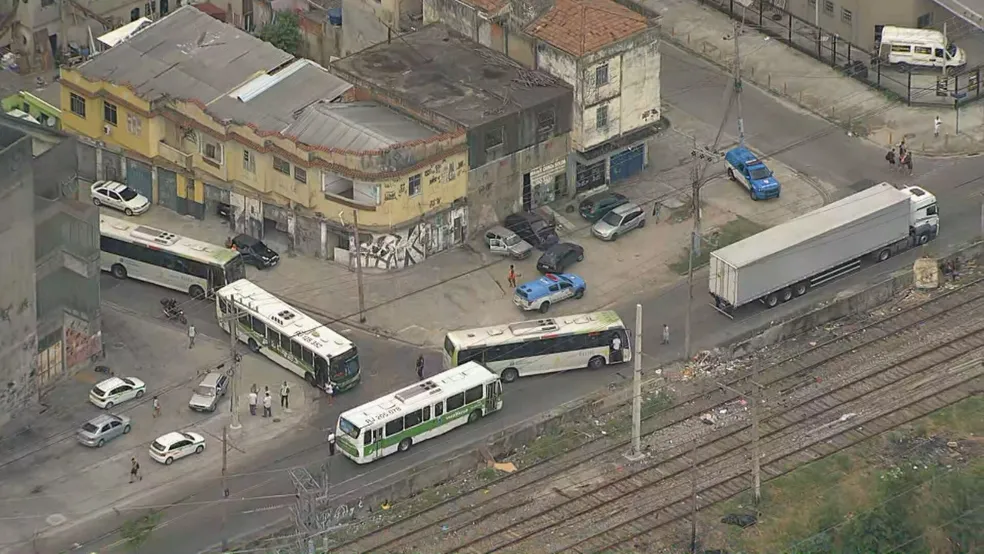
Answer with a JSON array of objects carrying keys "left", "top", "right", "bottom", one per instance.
[
  {"left": 513, "top": 273, "right": 586, "bottom": 313},
  {"left": 724, "top": 146, "right": 781, "bottom": 200}
]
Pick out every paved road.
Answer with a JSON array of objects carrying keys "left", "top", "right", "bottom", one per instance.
[{"left": 60, "top": 45, "right": 984, "bottom": 554}]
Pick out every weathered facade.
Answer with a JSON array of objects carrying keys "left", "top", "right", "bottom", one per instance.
[
  {"left": 0, "top": 114, "right": 101, "bottom": 429},
  {"left": 331, "top": 24, "right": 573, "bottom": 235},
  {"left": 339, "top": 0, "right": 422, "bottom": 56},
  {"left": 425, "top": 0, "right": 661, "bottom": 192}
]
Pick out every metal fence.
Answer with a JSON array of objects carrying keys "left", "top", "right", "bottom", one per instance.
[{"left": 698, "top": 0, "right": 984, "bottom": 107}]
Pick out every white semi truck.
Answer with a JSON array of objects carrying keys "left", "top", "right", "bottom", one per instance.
[{"left": 709, "top": 183, "right": 940, "bottom": 315}]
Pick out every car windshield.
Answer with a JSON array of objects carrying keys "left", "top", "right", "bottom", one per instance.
[
  {"left": 542, "top": 249, "right": 560, "bottom": 262},
  {"left": 118, "top": 188, "right": 139, "bottom": 201},
  {"left": 339, "top": 417, "right": 360, "bottom": 439},
  {"left": 515, "top": 288, "right": 530, "bottom": 300},
  {"left": 82, "top": 422, "right": 99, "bottom": 433},
  {"left": 92, "top": 385, "right": 106, "bottom": 397},
  {"left": 601, "top": 211, "right": 622, "bottom": 226},
  {"left": 505, "top": 235, "right": 522, "bottom": 247},
  {"left": 194, "top": 385, "right": 216, "bottom": 397},
  {"left": 530, "top": 220, "right": 550, "bottom": 234},
  {"left": 749, "top": 167, "right": 772, "bottom": 180},
  {"left": 948, "top": 42, "right": 958, "bottom": 57},
  {"left": 152, "top": 440, "right": 166, "bottom": 451}
]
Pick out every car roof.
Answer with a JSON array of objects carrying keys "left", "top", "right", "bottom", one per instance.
[
  {"left": 156, "top": 431, "right": 190, "bottom": 445},
  {"left": 519, "top": 273, "right": 580, "bottom": 294},
  {"left": 487, "top": 226, "right": 514, "bottom": 236},
  {"left": 234, "top": 234, "right": 259, "bottom": 245},
  {"left": 96, "top": 376, "right": 126, "bottom": 389},
  {"left": 85, "top": 413, "right": 124, "bottom": 427},
  {"left": 547, "top": 242, "right": 578, "bottom": 253},
  {"left": 726, "top": 146, "right": 766, "bottom": 166},
  {"left": 506, "top": 212, "right": 543, "bottom": 224},
  {"left": 611, "top": 202, "right": 642, "bottom": 215},
  {"left": 199, "top": 372, "right": 225, "bottom": 386},
  {"left": 94, "top": 180, "right": 128, "bottom": 192}
]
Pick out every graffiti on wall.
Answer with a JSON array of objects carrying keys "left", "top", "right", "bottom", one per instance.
[
  {"left": 65, "top": 314, "right": 101, "bottom": 369},
  {"left": 349, "top": 207, "right": 468, "bottom": 271}
]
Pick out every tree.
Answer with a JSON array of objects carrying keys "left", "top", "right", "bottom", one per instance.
[
  {"left": 120, "top": 512, "right": 160, "bottom": 551},
  {"left": 257, "top": 11, "right": 303, "bottom": 56}
]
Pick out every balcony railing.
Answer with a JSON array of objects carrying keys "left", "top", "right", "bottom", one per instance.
[{"left": 158, "top": 141, "right": 193, "bottom": 170}]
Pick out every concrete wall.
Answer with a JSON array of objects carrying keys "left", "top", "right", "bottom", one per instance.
[
  {"left": 784, "top": 0, "right": 941, "bottom": 47},
  {"left": 0, "top": 130, "right": 38, "bottom": 429},
  {"left": 341, "top": 0, "right": 393, "bottom": 56}
]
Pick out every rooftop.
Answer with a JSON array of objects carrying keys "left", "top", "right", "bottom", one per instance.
[
  {"left": 284, "top": 101, "right": 438, "bottom": 151},
  {"left": 526, "top": 0, "right": 650, "bottom": 56},
  {"left": 75, "top": 6, "right": 352, "bottom": 135},
  {"left": 330, "top": 24, "right": 571, "bottom": 129}
]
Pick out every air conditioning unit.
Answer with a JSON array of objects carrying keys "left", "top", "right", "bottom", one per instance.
[{"left": 103, "top": 123, "right": 112, "bottom": 135}]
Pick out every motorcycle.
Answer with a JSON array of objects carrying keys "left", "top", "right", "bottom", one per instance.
[{"left": 160, "top": 297, "right": 188, "bottom": 325}]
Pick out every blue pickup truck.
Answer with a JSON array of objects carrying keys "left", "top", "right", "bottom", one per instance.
[{"left": 724, "top": 146, "right": 780, "bottom": 200}]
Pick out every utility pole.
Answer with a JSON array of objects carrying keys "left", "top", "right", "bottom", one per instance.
[
  {"left": 228, "top": 295, "right": 242, "bottom": 431},
  {"left": 689, "top": 438, "right": 699, "bottom": 554},
  {"left": 352, "top": 210, "right": 367, "bottom": 323},
  {"left": 626, "top": 304, "right": 644, "bottom": 460},
  {"left": 684, "top": 142, "right": 718, "bottom": 361},
  {"left": 716, "top": 377, "right": 763, "bottom": 504},
  {"left": 220, "top": 426, "right": 229, "bottom": 551},
  {"left": 733, "top": 20, "right": 745, "bottom": 147}
]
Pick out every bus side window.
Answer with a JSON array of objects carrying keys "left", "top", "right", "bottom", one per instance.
[
  {"left": 465, "top": 385, "right": 483, "bottom": 404},
  {"left": 385, "top": 418, "right": 404, "bottom": 437},
  {"left": 434, "top": 402, "right": 444, "bottom": 418},
  {"left": 423, "top": 405, "right": 431, "bottom": 421},
  {"left": 363, "top": 430, "right": 372, "bottom": 446},
  {"left": 404, "top": 409, "right": 423, "bottom": 429}
]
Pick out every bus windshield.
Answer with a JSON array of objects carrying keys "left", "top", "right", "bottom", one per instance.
[
  {"left": 338, "top": 417, "right": 360, "bottom": 439},
  {"left": 331, "top": 348, "right": 360, "bottom": 381},
  {"left": 225, "top": 257, "right": 246, "bottom": 283}
]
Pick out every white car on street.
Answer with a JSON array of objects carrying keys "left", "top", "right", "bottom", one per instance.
[
  {"left": 90, "top": 180, "right": 150, "bottom": 216},
  {"left": 89, "top": 376, "right": 147, "bottom": 409},
  {"left": 149, "top": 431, "right": 206, "bottom": 465}
]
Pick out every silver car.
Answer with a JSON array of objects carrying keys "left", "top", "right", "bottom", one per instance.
[
  {"left": 484, "top": 226, "right": 533, "bottom": 259},
  {"left": 189, "top": 372, "right": 229, "bottom": 412},
  {"left": 77, "top": 413, "right": 131, "bottom": 447},
  {"left": 591, "top": 202, "right": 646, "bottom": 241}
]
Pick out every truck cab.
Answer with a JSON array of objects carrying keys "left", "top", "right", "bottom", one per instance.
[
  {"left": 900, "top": 185, "right": 940, "bottom": 244},
  {"left": 724, "top": 146, "right": 781, "bottom": 200}
]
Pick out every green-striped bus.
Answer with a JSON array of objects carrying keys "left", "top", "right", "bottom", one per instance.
[{"left": 335, "top": 362, "right": 503, "bottom": 464}]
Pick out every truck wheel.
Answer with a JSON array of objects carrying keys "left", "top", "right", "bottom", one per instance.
[
  {"left": 917, "top": 234, "right": 929, "bottom": 245},
  {"left": 877, "top": 248, "right": 892, "bottom": 262},
  {"left": 780, "top": 288, "right": 793, "bottom": 303},
  {"left": 727, "top": 168, "right": 736, "bottom": 181},
  {"left": 793, "top": 281, "right": 809, "bottom": 297},
  {"left": 501, "top": 368, "right": 519, "bottom": 383},
  {"left": 764, "top": 293, "right": 780, "bottom": 309}
]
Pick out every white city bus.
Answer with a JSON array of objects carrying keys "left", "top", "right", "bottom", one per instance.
[
  {"left": 99, "top": 215, "right": 246, "bottom": 298},
  {"left": 215, "top": 279, "right": 361, "bottom": 392},
  {"left": 335, "top": 362, "right": 502, "bottom": 464},
  {"left": 443, "top": 311, "right": 631, "bottom": 383}
]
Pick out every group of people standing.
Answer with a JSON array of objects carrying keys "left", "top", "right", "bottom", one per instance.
[{"left": 885, "top": 139, "right": 913, "bottom": 175}]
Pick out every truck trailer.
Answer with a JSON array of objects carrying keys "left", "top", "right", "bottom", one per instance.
[{"left": 709, "top": 183, "right": 939, "bottom": 315}]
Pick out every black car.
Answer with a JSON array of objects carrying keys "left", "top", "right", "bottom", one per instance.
[
  {"left": 231, "top": 234, "right": 280, "bottom": 269},
  {"left": 536, "top": 242, "right": 584, "bottom": 273},
  {"left": 503, "top": 212, "right": 559, "bottom": 251},
  {"left": 578, "top": 192, "right": 628, "bottom": 222}
]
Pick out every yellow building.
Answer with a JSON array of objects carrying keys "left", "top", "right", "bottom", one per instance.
[{"left": 59, "top": 6, "right": 469, "bottom": 267}]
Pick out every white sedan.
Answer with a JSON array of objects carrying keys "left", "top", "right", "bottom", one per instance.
[
  {"left": 89, "top": 376, "right": 146, "bottom": 409},
  {"left": 90, "top": 180, "right": 150, "bottom": 216},
  {"left": 149, "top": 431, "right": 206, "bottom": 465}
]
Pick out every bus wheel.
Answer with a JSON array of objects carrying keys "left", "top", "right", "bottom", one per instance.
[
  {"left": 189, "top": 285, "right": 206, "bottom": 299},
  {"left": 468, "top": 410, "right": 482, "bottom": 423},
  {"left": 247, "top": 338, "right": 260, "bottom": 353},
  {"left": 501, "top": 368, "right": 519, "bottom": 383},
  {"left": 588, "top": 356, "right": 606, "bottom": 369},
  {"left": 398, "top": 438, "right": 412, "bottom": 452},
  {"left": 111, "top": 264, "right": 127, "bottom": 279}
]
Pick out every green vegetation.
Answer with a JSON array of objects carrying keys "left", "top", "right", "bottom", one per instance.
[
  {"left": 257, "top": 12, "right": 302, "bottom": 55},
  {"left": 669, "top": 216, "right": 766, "bottom": 275},
  {"left": 641, "top": 390, "right": 675, "bottom": 419},
  {"left": 120, "top": 512, "right": 160, "bottom": 551}
]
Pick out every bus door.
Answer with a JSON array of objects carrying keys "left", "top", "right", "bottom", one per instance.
[
  {"left": 485, "top": 381, "right": 503, "bottom": 413},
  {"left": 368, "top": 427, "right": 384, "bottom": 460}
]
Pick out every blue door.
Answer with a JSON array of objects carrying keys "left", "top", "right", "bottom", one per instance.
[
  {"left": 609, "top": 144, "right": 646, "bottom": 182},
  {"left": 126, "top": 158, "right": 153, "bottom": 200}
]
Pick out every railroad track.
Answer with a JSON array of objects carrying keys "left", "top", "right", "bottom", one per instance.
[{"left": 330, "top": 277, "right": 984, "bottom": 554}]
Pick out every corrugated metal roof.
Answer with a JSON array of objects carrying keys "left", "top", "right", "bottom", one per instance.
[
  {"left": 284, "top": 102, "right": 437, "bottom": 150},
  {"left": 713, "top": 183, "right": 910, "bottom": 268}
]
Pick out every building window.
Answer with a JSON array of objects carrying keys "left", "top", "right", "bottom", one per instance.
[
  {"left": 596, "top": 104, "right": 608, "bottom": 129},
  {"left": 595, "top": 64, "right": 609, "bottom": 86},
  {"left": 841, "top": 7, "right": 852, "bottom": 23},
  {"left": 484, "top": 127, "right": 504, "bottom": 154},
  {"left": 130, "top": 7, "right": 140, "bottom": 20},
  {"left": 126, "top": 114, "right": 142, "bottom": 135},
  {"left": 243, "top": 150, "right": 255, "bottom": 173},
  {"left": 145, "top": 0, "right": 156, "bottom": 14},
  {"left": 536, "top": 109, "right": 556, "bottom": 141},
  {"left": 294, "top": 166, "right": 307, "bottom": 184},
  {"left": 822, "top": 0, "right": 833, "bottom": 15},
  {"left": 917, "top": 13, "right": 933, "bottom": 28},
  {"left": 273, "top": 156, "right": 290, "bottom": 175},
  {"left": 103, "top": 101, "right": 118, "bottom": 126},
  {"left": 70, "top": 93, "right": 86, "bottom": 118},
  {"left": 202, "top": 140, "right": 223, "bottom": 165},
  {"left": 409, "top": 174, "right": 421, "bottom": 197}
]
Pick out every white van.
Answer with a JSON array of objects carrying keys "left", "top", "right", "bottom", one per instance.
[{"left": 878, "top": 26, "right": 966, "bottom": 70}]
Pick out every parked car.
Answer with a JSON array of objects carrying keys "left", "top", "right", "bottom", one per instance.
[
  {"left": 504, "top": 213, "right": 559, "bottom": 251},
  {"left": 513, "top": 272, "right": 586, "bottom": 313},
  {"left": 77, "top": 413, "right": 131, "bottom": 448},
  {"left": 231, "top": 234, "right": 280, "bottom": 269},
  {"left": 89, "top": 376, "right": 146, "bottom": 410},
  {"left": 484, "top": 226, "right": 533, "bottom": 259},
  {"left": 591, "top": 202, "right": 646, "bottom": 241},
  {"left": 724, "top": 146, "right": 781, "bottom": 200},
  {"left": 578, "top": 192, "right": 629, "bottom": 222},
  {"left": 188, "top": 372, "right": 229, "bottom": 412},
  {"left": 537, "top": 242, "right": 584, "bottom": 274},
  {"left": 90, "top": 180, "right": 150, "bottom": 216},
  {"left": 149, "top": 431, "right": 206, "bottom": 465}
]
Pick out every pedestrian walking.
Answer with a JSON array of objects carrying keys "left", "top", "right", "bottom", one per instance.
[
  {"left": 129, "top": 457, "right": 142, "bottom": 483},
  {"left": 280, "top": 381, "right": 290, "bottom": 410},
  {"left": 152, "top": 396, "right": 161, "bottom": 418},
  {"left": 662, "top": 324, "right": 670, "bottom": 345},
  {"left": 262, "top": 390, "right": 273, "bottom": 417},
  {"left": 187, "top": 324, "right": 196, "bottom": 349},
  {"left": 934, "top": 115, "right": 942, "bottom": 138},
  {"left": 898, "top": 139, "right": 907, "bottom": 160},
  {"left": 248, "top": 389, "right": 258, "bottom": 416},
  {"left": 885, "top": 148, "right": 896, "bottom": 170},
  {"left": 416, "top": 355, "right": 425, "bottom": 381},
  {"left": 902, "top": 151, "right": 913, "bottom": 175},
  {"left": 652, "top": 201, "right": 662, "bottom": 222},
  {"left": 507, "top": 265, "right": 518, "bottom": 288},
  {"left": 328, "top": 431, "right": 336, "bottom": 456},
  {"left": 325, "top": 382, "right": 335, "bottom": 404}
]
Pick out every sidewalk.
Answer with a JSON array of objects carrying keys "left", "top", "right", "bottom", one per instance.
[
  {"left": 129, "top": 105, "right": 832, "bottom": 349},
  {"left": 0, "top": 305, "right": 315, "bottom": 553},
  {"left": 648, "top": 0, "right": 984, "bottom": 156}
]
